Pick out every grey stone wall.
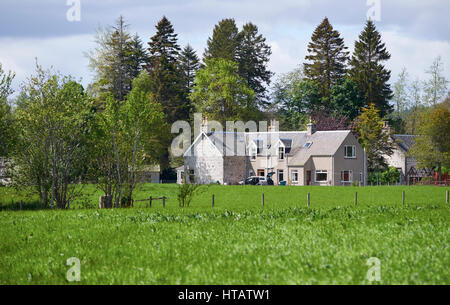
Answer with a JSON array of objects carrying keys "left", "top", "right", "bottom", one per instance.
[{"left": 223, "top": 156, "right": 247, "bottom": 185}]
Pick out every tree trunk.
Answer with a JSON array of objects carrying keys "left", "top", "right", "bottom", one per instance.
[
  {"left": 50, "top": 146, "right": 56, "bottom": 210},
  {"left": 128, "top": 123, "right": 140, "bottom": 203},
  {"left": 112, "top": 129, "right": 123, "bottom": 207}
]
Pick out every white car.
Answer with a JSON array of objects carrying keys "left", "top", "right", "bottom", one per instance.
[{"left": 239, "top": 176, "right": 267, "bottom": 185}]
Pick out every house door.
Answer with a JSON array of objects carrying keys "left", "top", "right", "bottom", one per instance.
[
  {"left": 306, "top": 170, "right": 312, "bottom": 185},
  {"left": 278, "top": 170, "right": 284, "bottom": 183}
]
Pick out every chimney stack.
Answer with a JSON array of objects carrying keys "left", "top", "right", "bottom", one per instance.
[
  {"left": 201, "top": 117, "right": 209, "bottom": 134},
  {"left": 307, "top": 117, "right": 316, "bottom": 136},
  {"left": 268, "top": 119, "right": 279, "bottom": 132}
]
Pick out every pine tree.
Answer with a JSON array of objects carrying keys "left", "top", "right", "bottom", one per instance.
[
  {"left": 126, "top": 33, "right": 149, "bottom": 81},
  {"left": 146, "top": 16, "right": 186, "bottom": 123},
  {"left": 145, "top": 16, "right": 185, "bottom": 171},
  {"left": 147, "top": 16, "right": 180, "bottom": 65},
  {"left": 304, "top": 17, "right": 349, "bottom": 99},
  {"left": 349, "top": 20, "right": 393, "bottom": 117},
  {"left": 204, "top": 18, "right": 241, "bottom": 61},
  {"left": 109, "top": 16, "right": 132, "bottom": 101},
  {"left": 237, "top": 22, "right": 273, "bottom": 108},
  {"left": 88, "top": 15, "right": 134, "bottom": 102},
  {"left": 179, "top": 44, "right": 200, "bottom": 93}
]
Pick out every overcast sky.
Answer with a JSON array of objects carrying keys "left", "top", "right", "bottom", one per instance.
[{"left": 1, "top": 0, "right": 449, "bottom": 94}]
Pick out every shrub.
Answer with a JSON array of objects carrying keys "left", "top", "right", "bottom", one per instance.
[
  {"left": 177, "top": 184, "right": 201, "bottom": 207},
  {"left": 368, "top": 166, "right": 400, "bottom": 184}
]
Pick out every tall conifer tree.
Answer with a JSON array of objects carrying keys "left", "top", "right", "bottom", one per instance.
[
  {"left": 237, "top": 22, "right": 273, "bottom": 108},
  {"left": 204, "top": 18, "right": 241, "bottom": 61},
  {"left": 179, "top": 44, "right": 200, "bottom": 93},
  {"left": 178, "top": 44, "right": 200, "bottom": 118},
  {"left": 146, "top": 16, "right": 186, "bottom": 123},
  {"left": 126, "top": 33, "right": 149, "bottom": 81},
  {"left": 304, "top": 17, "right": 349, "bottom": 99},
  {"left": 88, "top": 16, "right": 136, "bottom": 102},
  {"left": 145, "top": 16, "right": 185, "bottom": 171},
  {"left": 349, "top": 20, "right": 393, "bottom": 117}
]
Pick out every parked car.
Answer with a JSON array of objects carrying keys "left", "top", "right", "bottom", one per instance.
[{"left": 239, "top": 176, "right": 267, "bottom": 185}]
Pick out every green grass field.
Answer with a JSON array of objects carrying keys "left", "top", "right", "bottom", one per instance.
[{"left": 0, "top": 184, "right": 449, "bottom": 284}]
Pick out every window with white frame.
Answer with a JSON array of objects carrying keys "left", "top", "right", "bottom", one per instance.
[
  {"left": 278, "top": 146, "right": 285, "bottom": 160},
  {"left": 315, "top": 170, "right": 327, "bottom": 182},
  {"left": 341, "top": 170, "right": 353, "bottom": 183},
  {"left": 344, "top": 145, "right": 356, "bottom": 158},
  {"left": 278, "top": 169, "right": 284, "bottom": 182},
  {"left": 291, "top": 170, "right": 299, "bottom": 183}
]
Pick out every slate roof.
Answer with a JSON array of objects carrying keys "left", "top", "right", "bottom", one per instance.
[
  {"left": 287, "top": 131, "right": 351, "bottom": 166},
  {"left": 391, "top": 135, "right": 415, "bottom": 152},
  {"left": 206, "top": 130, "right": 351, "bottom": 166}
]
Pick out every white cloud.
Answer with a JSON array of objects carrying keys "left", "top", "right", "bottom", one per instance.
[
  {"left": 0, "top": 34, "right": 95, "bottom": 92},
  {"left": 268, "top": 41, "right": 301, "bottom": 77},
  {"left": 1, "top": 2, "right": 449, "bottom": 97},
  {"left": 382, "top": 31, "right": 450, "bottom": 82}
]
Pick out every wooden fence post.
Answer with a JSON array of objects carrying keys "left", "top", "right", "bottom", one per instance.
[
  {"left": 262, "top": 194, "right": 265, "bottom": 207},
  {"left": 162, "top": 196, "right": 166, "bottom": 208},
  {"left": 446, "top": 190, "right": 449, "bottom": 204},
  {"left": 212, "top": 194, "right": 215, "bottom": 208},
  {"left": 149, "top": 196, "right": 152, "bottom": 208},
  {"left": 402, "top": 191, "right": 405, "bottom": 206},
  {"left": 20, "top": 200, "right": 23, "bottom": 211},
  {"left": 307, "top": 193, "right": 310, "bottom": 207},
  {"left": 355, "top": 192, "right": 358, "bottom": 207}
]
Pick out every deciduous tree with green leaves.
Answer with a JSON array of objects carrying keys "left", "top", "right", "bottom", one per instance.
[
  {"left": 87, "top": 16, "right": 147, "bottom": 102},
  {"left": 409, "top": 100, "right": 450, "bottom": 181},
  {"left": 353, "top": 103, "right": 394, "bottom": 171},
  {"left": 120, "top": 73, "right": 168, "bottom": 205},
  {"left": 392, "top": 68, "right": 409, "bottom": 115},
  {"left": 329, "top": 77, "right": 365, "bottom": 120},
  {"left": 423, "top": 56, "right": 448, "bottom": 106},
  {"left": 271, "top": 67, "right": 321, "bottom": 130},
  {"left": 13, "top": 63, "right": 94, "bottom": 209},
  {"left": 0, "top": 63, "right": 15, "bottom": 158},
  {"left": 89, "top": 73, "right": 168, "bottom": 207},
  {"left": 190, "top": 58, "right": 257, "bottom": 124}
]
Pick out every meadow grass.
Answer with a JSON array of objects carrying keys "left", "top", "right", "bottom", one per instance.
[{"left": 0, "top": 184, "right": 449, "bottom": 284}]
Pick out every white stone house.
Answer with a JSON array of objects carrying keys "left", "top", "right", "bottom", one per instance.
[
  {"left": 381, "top": 126, "right": 420, "bottom": 185},
  {"left": 381, "top": 122, "right": 423, "bottom": 185},
  {"left": 183, "top": 119, "right": 367, "bottom": 186}
]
